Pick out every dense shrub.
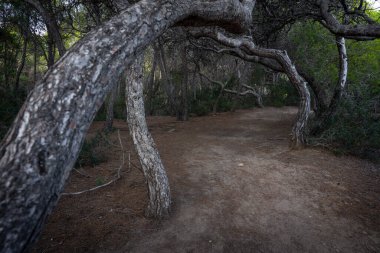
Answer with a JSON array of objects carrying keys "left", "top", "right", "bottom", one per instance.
[{"left": 311, "top": 87, "right": 380, "bottom": 162}]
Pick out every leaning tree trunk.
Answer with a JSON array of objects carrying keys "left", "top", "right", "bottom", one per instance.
[
  {"left": 0, "top": 1, "right": 255, "bottom": 251},
  {"left": 225, "top": 33, "right": 310, "bottom": 147},
  {"left": 126, "top": 55, "right": 171, "bottom": 218}
]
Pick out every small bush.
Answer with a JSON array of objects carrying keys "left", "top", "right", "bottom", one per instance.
[
  {"left": 264, "top": 79, "right": 298, "bottom": 107},
  {"left": 192, "top": 100, "right": 210, "bottom": 116},
  {"left": 95, "top": 177, "right": 105, "bottom": 186},
  {"left": 75, "top": 132, "right": 110, "bottom": 168},
  {"left": 217, "top": 98, "right": 233, "bottom": 112}
]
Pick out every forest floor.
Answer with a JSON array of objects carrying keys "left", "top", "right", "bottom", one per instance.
[{"left": 32, "top": 107, "right": 380, "bottom": 253}]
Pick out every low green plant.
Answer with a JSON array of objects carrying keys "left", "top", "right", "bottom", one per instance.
[
  {"left": 264, "top": 79, "right": 298, "bottom": 107},
  {"left": 192, "top": 100, "right": 211, "bottom": 116},
  {"left": 95, "top": 177, "right": 105, "bottom": 186},
  {"left": 75, "top": 132, "right": 110, "bottom": 168}
]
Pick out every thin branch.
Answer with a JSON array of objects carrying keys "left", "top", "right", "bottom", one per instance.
[{"left": 319, "top": 0, "right": 380, "bottom": 39}]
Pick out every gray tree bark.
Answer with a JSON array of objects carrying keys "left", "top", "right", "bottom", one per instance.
[
  {"left": 0, "top": 1, "right": 256, "bottom": 251},
  {"left": 319, "top": 0, "right": 380, "bottom": 39},
  {"left": 126, "top": 55, "right": 171, "bottom": 218}
]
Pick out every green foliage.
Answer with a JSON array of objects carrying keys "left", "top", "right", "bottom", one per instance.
[
  {"left": 289, "top": 20, "right": 380, "bottom": 161},
  {"left": 217, "top": 98, "right": 234, "bottom": 111},
  {"left": 95, "top": 177, "right": 105, "bottom": 186},
  {"left": 75, "top": 132, "right": 109, "bottom": 168},
  {"left": 313, "top": 87, "right": 380, "bottom": 162},
  {"left": 114, "top": 95, "right": 127, "bottom": 119},
  {"left": 264, "top": 78, "right": 298, "bottom": 107},
  {"left": 347, "top": 39, "right": 380, "bottom": 91},
  {"left": 190, "top": 86, "right": 234, "bottom": 115},
  {"left": 192, "top": 100, "right": 211, "bottom": 116},
  {"left": 94, "top": 93, "right": 127, "bottom": 121},
  {"left": 288, "top": 21, "right": 339, "bottom": 88},
  {"left": 190, "top": 87, "right": 215, "bottom": 116}
]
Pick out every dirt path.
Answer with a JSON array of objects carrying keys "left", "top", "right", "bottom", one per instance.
[{"left": 34, "top": 107, "right": 379, "bottom": 253}]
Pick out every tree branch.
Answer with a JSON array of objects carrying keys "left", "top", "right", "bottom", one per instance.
[{"left": 319, "top": 0, "right": 380, "bottom": 39}]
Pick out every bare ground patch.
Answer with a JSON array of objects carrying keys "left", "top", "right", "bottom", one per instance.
[{"left": 33, "top": 107, "right": 380, "bottom": 253}]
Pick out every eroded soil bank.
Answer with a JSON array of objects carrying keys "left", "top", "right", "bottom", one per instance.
[{"left": 33, "top": 107, "right": 380, "bottom": 253}]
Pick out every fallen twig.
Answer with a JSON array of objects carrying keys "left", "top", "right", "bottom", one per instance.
[{"left": 73, "top": 168, "right": 92, "bottom": 178}]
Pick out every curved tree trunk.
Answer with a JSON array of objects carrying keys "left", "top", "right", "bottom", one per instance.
[
  {"left": 328, "top": 37, "right": 348, "bottom": 114},
  {"left": 0, "top": 1, "right": 255, "bottom": 252},
  {"left": 190, "top": 29, "right": 310, "bottom": 147},
  {"left": 297, "top": 67, "right": 329, "bottom": 115},
  {"left": 126, "top": 55, "right": 171, "bottom": 218},
  {"left": 311, "top": 36, "right": 348, "bottom": 135}
]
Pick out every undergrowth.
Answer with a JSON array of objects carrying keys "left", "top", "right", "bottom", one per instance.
[
  {"left": 75, "top": 131, "right": 110, "bottom": 168},
  {"left": 310, "top": 89, "right": 380, "bottom": 162}
]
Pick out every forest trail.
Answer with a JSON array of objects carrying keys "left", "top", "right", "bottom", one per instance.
[{"left": 34, "top": 107, "right": 380, "bottom": 253}]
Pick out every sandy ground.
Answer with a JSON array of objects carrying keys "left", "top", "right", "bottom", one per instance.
[{"left": 33, "top": 107, "right": 379, "bottom": 253}]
